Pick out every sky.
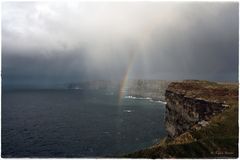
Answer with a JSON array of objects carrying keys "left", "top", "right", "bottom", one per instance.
[{"left": 2, "top": 2, "right": 239, "bottom": 88}]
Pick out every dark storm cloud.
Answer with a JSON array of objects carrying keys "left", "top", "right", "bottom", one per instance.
[{"left": 2, "top": 2, "right": 238, "bottom": 88}]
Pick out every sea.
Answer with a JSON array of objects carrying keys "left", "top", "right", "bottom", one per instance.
[{"left": 2, "top": 89, "right": 166, "bottom": 157}]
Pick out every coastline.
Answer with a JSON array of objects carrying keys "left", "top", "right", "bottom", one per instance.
[
  {"left": 124, "top": 95, "right": 167, "bottom": 105},
  {"left": 125, "top": 80, "right": 238, "bottom": 158}
]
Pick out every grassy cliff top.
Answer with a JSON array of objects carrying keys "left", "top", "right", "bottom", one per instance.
[{"left": 167, "top": 80, "right": 238, "bottom": 105}]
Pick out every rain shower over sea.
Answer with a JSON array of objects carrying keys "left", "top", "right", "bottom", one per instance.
[{"left": 2, "top": 89, "right": 166, "bottom": 157}]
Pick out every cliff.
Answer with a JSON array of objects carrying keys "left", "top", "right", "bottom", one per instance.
[
  {"left": 165, "top": 80, "right": 238, "bottom": 137},
  {"left": 125, "top": 80, "right": 171, "bottom": 101},
  {"left": 68, "top": 80, "right": 171, "bottom": 101},
  {"left": 126, "top": 80, "right": 238, "bottom": 158}
]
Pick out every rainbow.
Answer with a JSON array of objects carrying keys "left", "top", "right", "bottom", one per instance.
[{"left": 118, "top": 53, "right": 136, "bottom": 105}]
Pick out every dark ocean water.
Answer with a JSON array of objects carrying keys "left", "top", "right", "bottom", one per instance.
[{"left": 2, "top": 89, "right": 166, "bottom": 157}]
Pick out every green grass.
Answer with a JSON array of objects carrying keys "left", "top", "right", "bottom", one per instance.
[{"left": 192, "top": 105, "right": 238, "bottom": 139}]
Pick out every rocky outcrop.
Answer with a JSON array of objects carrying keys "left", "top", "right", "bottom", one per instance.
[{"left": 165, "top": 80, "right": 238, "bottom": 138}]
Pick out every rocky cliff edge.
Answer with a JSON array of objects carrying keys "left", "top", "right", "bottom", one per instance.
[{"left": 126, "top": 80, "right": 238, "bottom": 158}]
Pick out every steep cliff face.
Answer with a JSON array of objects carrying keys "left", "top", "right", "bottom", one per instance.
[
  {"left": 68, "top": 80, "right": 171, "bottom": 101},
  {"left": 126, "top": 80, "right": 171, "bottom": 101},
  {"left": 165, "top": 80, "right": 238, "bottom": 137}
]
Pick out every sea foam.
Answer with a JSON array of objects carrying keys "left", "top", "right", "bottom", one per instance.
[{"left": 124, "top": 95, "right": 167, "bottom": 104}]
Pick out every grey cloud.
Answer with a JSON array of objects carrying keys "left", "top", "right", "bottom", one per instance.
[{"left": 2, "top": 2, "right": 238, "bottom": 88}]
